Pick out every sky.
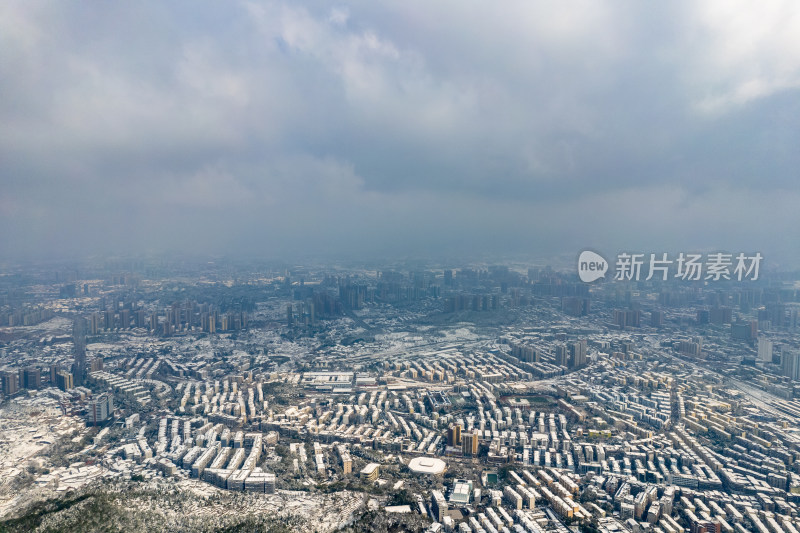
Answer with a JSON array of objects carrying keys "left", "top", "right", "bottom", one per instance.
[{"left": 2, "top": 1, "right": 800, "bottom": 265}]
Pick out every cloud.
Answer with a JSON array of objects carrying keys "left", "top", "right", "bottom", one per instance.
[
  {"left": 1, "top": 0, "right": 799, "bottom": 264},
  {"left": 686, "top": 0, "right": 800, "bottom": 113}
]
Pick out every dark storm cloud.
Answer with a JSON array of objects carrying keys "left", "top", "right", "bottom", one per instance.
[{"left": 1, "top": 1, "right": 799, "bottom": 263}]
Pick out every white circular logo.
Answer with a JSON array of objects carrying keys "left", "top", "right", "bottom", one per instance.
[{"left": 578, "top": 250, "right": 608, "bottom": 282}]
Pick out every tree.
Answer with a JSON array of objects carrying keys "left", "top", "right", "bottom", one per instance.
[{"left": 388, "top": 489, "right": 415, "bottom": 507}]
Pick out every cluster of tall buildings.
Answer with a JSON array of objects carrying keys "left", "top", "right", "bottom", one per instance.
[
  {"left": 615, "top": 309, "right": 642, "bottom": 328},
  {"left": 287, "top": 301, "right": 316, "bottom": 328},
  {"left": 3, "top": 306, "right": 55, "bottom": 327},
  {"left": 674, "top": 338, "right": 703, "bottom": 358},
  {"left": 376, "top": 277, "right": 439, "bottom": 302},
  {"left": 447, "top": 423, "right": 479, "bottom": 456},
  {"left": 1, "top": 358, "right": 106, "bottom": 397},
  {"left": 562, "top": 297, "right": 591, "bottom": 317},
  {"left": 339, "top": 283, "right": 369, "bottom": 309},
  {"left": 554, "top": 341, "right": 588, "bottom": 369},
  {"left": 696, "top": 307, "right": 733, "bottom": 325},
  {"left": 87, "top": 304, "right": 248, "bottom": 336},
  {"left": 444, "top": 294, "right": 499, "bottom": 313},
  {"left": 1, "top": 315, "right": 100, "bottom": 397},
  {"left": 511, "top": 344, "right": 540, "bottom": 363}
]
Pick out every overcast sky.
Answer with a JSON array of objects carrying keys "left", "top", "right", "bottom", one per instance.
[{"left": 2, "top": 1, "right": 799, "bottom": 265}]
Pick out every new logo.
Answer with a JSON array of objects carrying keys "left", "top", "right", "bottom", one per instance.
[{"left": 578, "top": 250, "right": 608, "bottom": 283}]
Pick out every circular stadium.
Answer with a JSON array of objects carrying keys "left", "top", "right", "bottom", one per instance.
[{"left": 407, "top": 456, "right": 447, "bottom": 476}]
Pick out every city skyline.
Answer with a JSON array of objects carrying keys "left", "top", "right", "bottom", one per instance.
[{"left": 3, "top": 259, "right": 800, "bottom": 532}]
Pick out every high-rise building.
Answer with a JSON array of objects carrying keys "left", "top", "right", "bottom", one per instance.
[
  {"left": 782, "top": 351, "right": 800, "bottom": 381},
  {"left": 87, "top": 393, "right": 114, "bottom": 425},
  {"left": 568, "top": 340, "right": 588, "bottom": 369},
  {"left": 104, "top": 309, "right": 114, "bottom": 330},
  {"left": 766, "top": 303, "right": 786, "bottom": 328},
  {"left": 444, "top": 270, "right": 453, "bottom": 286},
  {"left": 789, "top": 308, "right": 800, "bottom": 331},
  {"left": 135, "top": 309, "right": 146, "bottom": 328},
  {"left": 73, "top": 317, "right": 87, "bottom": 387},
  {"left": 555, "top": 344, "right": 569, "bottom": 367},
  {"left": 650, "top": 311, "right": 664, "bottom": 327},
  {"left": 731, "top": 321, "right": 758, "bottom": 342},
  {"left": 2, "top": 371, "right": 19, "bottom": 397},
  {"left": 512, "top": 344, "right": 539, "bottom": 362},
  {"left": 89, "top": 312, "right": 100, "bottom": 335},
  {"left": 90, "top": 357, "right": 104, "bottom": 372},
  {"left": 431, "top": 490, "right": 448, "bottom": 521},
  {"left": 462, "top": 431, "right": 479, "bottom": 456},
  {"left": 758, "top": 337, "right": 774, "bottom": 363},
  {"left": 337, "top": 445, "right": 352, "bottom": 475},
  {"left": 710, "top": 307, "right": 732, "bottom": 325},
  {"left": 22, "top": 368, "right": 41, "bottom": 390},
  {"left": 676, "top": 339, "right": 702, "bottom": 358},
  {"left": 119, "top": 309, "right": 130, "bottom": 329},
  {"left": 615, "top": 309, "right": 641, "bottom": 328},
  {"left": 562, "top": 297, "right": 590, "bottom": 317},
  {"left": 447, "top": 423, "right": 462, "bottom": 447},
  {"left": 56, "top": 370, "right": 74, "bottom": 391}
]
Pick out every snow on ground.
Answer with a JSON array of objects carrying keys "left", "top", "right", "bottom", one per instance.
[
  {"left": 0, "top": 316, "right": 73, "bottom": 336},
  {"left": 0, "top": 399, "right": 84, "bottom": 518},
  {"left": 439, "top": 326, "right": 479, "bottom": 341},
  {"left": 164, "top": 479, "right": 365, "bottom": 532}
]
